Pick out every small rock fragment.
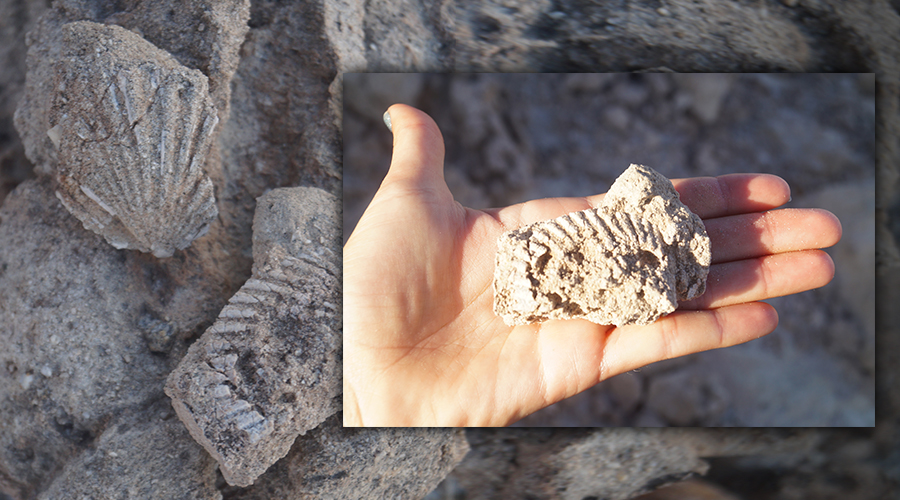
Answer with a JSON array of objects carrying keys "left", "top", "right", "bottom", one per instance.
[
  {"left": 165, "top": 187, "right": 341, "bottom": 487},
  {"left": 493, "top": 164, "right": 710, "bottom": 326}
]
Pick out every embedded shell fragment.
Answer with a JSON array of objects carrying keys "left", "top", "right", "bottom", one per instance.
[
  {"left": 49, "top": 21, "right": 218, "bottom": 258},
  {"left": 493, "top": 164, "right": 711, "bottom": 327},
  {"left": 165, "top": 187, "right": 341, "bottom": 487}
]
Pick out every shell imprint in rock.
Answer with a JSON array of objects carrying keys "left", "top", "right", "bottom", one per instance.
[
  {"left": 48, "top": 21, "right": 218, "bottom": 258},
  {"left": 493, "top": 164, "right": 711, "bottom": 327},
  {"left": 165, "top": 187, "right": 341, "bottom": 487}
]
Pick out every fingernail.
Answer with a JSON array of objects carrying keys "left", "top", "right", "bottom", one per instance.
[{"left": 383, "top": 110, "right": 392, "bottom": 132}]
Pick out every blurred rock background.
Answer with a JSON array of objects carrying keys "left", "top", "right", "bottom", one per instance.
[{"left": 344, "top": 72, "right": 875, "bottom": 427}]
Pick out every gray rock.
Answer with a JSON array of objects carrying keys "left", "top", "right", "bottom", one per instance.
[
  {"left": 0, "top": 0, "right": 44, "bottom": 207},
  {"left": 165, "top": 187, "right": 341, "bottom": 487},
  {"left": 38, "top": 401, "right": 220, "bottom": 500},
  {"left": 672, "top": 74, "right": 736, "bottom": 124},
  {"left": 796, "top": 179, "right": 875, "bottom": 370},
  {"left": 645, "top": 369, "right": 729, "bottom": 426},
  {"left": 14, "top": 0, "right": 249, "bottom": 178},
  {"left": 450, "top": 429, "right": 819, "bottom": 500},
  {"left": 493, "top": 164, "right": 710, "bottom": 326},
  {"left": 226, "top": 414, "right": 469, "bottom": 500},
  {"left": 344, "top": 72, "right": 425, "bottom": 121},
  {"left": 0, "top": 178, "right": 173, "bottom": 499},
  {"left": 607, "top": 372, "right": 643, "bottom": 415},
  {"left": 49, "top": 21, "right": 218, "bottom": 257}
]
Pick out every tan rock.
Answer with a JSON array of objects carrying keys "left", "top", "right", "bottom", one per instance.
[{"left": 493, "top": 164, "right": 710, "bottom": 326}]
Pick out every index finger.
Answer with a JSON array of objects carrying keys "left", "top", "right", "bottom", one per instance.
[{"left": 582, "top": 173, "right": 791, "bottom": 219}]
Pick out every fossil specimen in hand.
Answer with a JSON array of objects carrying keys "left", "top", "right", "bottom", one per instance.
[
  {"left": 48, "top": 21, "right": 218, "bottom": 258},
  {"left": 493, "top": 164, "right": 711, "bottom": 327},
  {"left": 165, "top": 187, "right": 341, "bottom": 487}
]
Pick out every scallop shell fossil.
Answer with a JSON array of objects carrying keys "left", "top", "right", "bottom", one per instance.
[
  {"left": 47, "top": 21, "right": 218, "bottom": 258},
  {"left": 493, "top": 164, "right": 711, "bottom": 327}
]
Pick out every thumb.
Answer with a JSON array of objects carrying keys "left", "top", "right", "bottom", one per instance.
[{"left": 378, "top": 104, "right": 450, "bottom": 200}]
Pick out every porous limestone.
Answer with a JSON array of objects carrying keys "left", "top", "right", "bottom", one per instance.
[{"left": 493, "top": 164, "right": 710, "bottom": 326}]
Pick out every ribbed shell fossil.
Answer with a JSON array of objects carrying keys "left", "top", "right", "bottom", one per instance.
[
  {"left": 493, "top": 164, "right": 711, "bottom": 326},
  {"left": 165, "top": 187, "right": 341, "bottom": 487},
  {"left": 47, "top": 22, "right": 218, "bottom": 258}
]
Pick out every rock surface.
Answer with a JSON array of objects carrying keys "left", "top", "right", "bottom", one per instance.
[
  {"left": 447, "top": 429, "right": 820, "bottom": 500},
  {"left": 165, "top": 187, "right": 341, "bottom": 487},
  {"left": 36, "top": 400, "right": 221, "bottom": 500},
  {"left": 224, "top": 414, "right": 470, "bottom": 500},
  {"left": 493, "top": 164, "right": 710, "bottom": 326}
]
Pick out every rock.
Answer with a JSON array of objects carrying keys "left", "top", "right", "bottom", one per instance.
[
  {"left": 672, "top": 74, "right": 736, "bottom": 124},
  {"left": 362, "top": 0, "right": 444, "bottom": 71},
  {"left": 344, "top": 72, "right": 424, "bottom": 121},
  {"left": 49, "top": 21, "right": 219, "bottom": 257},
  {"left": 451, "top": 429, "right": 818, "bottom": 500},
  {"left": 493, "top": 164, "right": 710, "bottom": 326},
  {"left": 0, "top": 0, "right": 44, "bottom": 207},
  {"left": 795, "top": 179, "right": 875, "bottom": 367},
  {"left": 1, "top": 0, "right": 898, "bottom": 497},
  {"left": 443, "top": 0, "right": 811, "bottom": 72},
  {"left": 0, "top": 178, "right": 176, "bottom": 499},
  {"left": 448, "top": 76, "right": 534, "bottom": 202},
  {"left": 14, "top": 0, "right": 250, "bottom": 177},
  {"left": 37, "top": 401, "right": 220, "bottom": 500},
  {"left": 165, "top": 187, "right": 341, "bottom": 487},
  {"left": 608, "top": 372, "right": 643, "bottom": 415},
  {"left": 225, "top": 414, "right": 469, "bottom": 499},
  {"left": 645, "top": 369, "right": 729, "bottom": 426}
]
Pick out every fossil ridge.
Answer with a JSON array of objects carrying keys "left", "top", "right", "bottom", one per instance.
[
  {"left": 493, "top": 164, "right": 711, "bottom": 327},
  {"left": 165, "top": 187, "right": 341, "bottom": 487}
]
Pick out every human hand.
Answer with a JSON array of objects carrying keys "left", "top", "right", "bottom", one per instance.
[{"left": 343, "top": 104, "right": 842, "bottom": 427}]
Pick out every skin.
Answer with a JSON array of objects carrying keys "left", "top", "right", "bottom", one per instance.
[{"left": 343, "top": 104, "right": 842, "bottom": 427}]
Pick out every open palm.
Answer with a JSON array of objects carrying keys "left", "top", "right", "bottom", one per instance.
[{"left": 343, "top": 104, "right": 841, "bottom": 427}]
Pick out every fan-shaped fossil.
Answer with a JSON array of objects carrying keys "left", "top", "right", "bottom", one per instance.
[
  {"left": 48, "top": 21, "right": 218, "bottom": 258},
  {"left": 493, "top": 164, "right": 711, "bottom": 327}
]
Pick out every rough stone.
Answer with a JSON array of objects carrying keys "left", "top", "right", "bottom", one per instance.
[
  {"left": 165, "top": 187, "right": 341, "bottom": 487},
  {"left": 224, "top": 414, "right": 469, "bottom": 500},
  {"left": 493, "top": 164, "right": 710, "bottom": 326},
  {"left": 449, "top": 429, "right": 820, "bottom": 500},
  {"left": 0, "top": 0, "right": 43, "bottom": 207},
  {"left": 645, "top": 369, "right": 729, "bottom": 426},
  {"left": 14, "top": 0, "right": 250, "bottom": 178},
  {"left": 0, "top": 178, "right": 174, "bottom": 499},
  {"left": 49, "top": 21, "right": 219, "bottom": 257},
  {"left": 37, "top": 400, "right": 220, "bottom": 500}
]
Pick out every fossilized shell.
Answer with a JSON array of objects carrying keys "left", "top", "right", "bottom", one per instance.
[
  {"left": 493, "top": 164, "right": 711, "bottom": 327},
  {"left": 48, "top": 21, "right": 218, "bottom": 258},
  {"left": 165, "top": 187, "right": 341, "bottom": 487}
]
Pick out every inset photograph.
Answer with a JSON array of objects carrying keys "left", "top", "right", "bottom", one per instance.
[{"left": 343, "top": 73, "right": 874, "bottom": 427}]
